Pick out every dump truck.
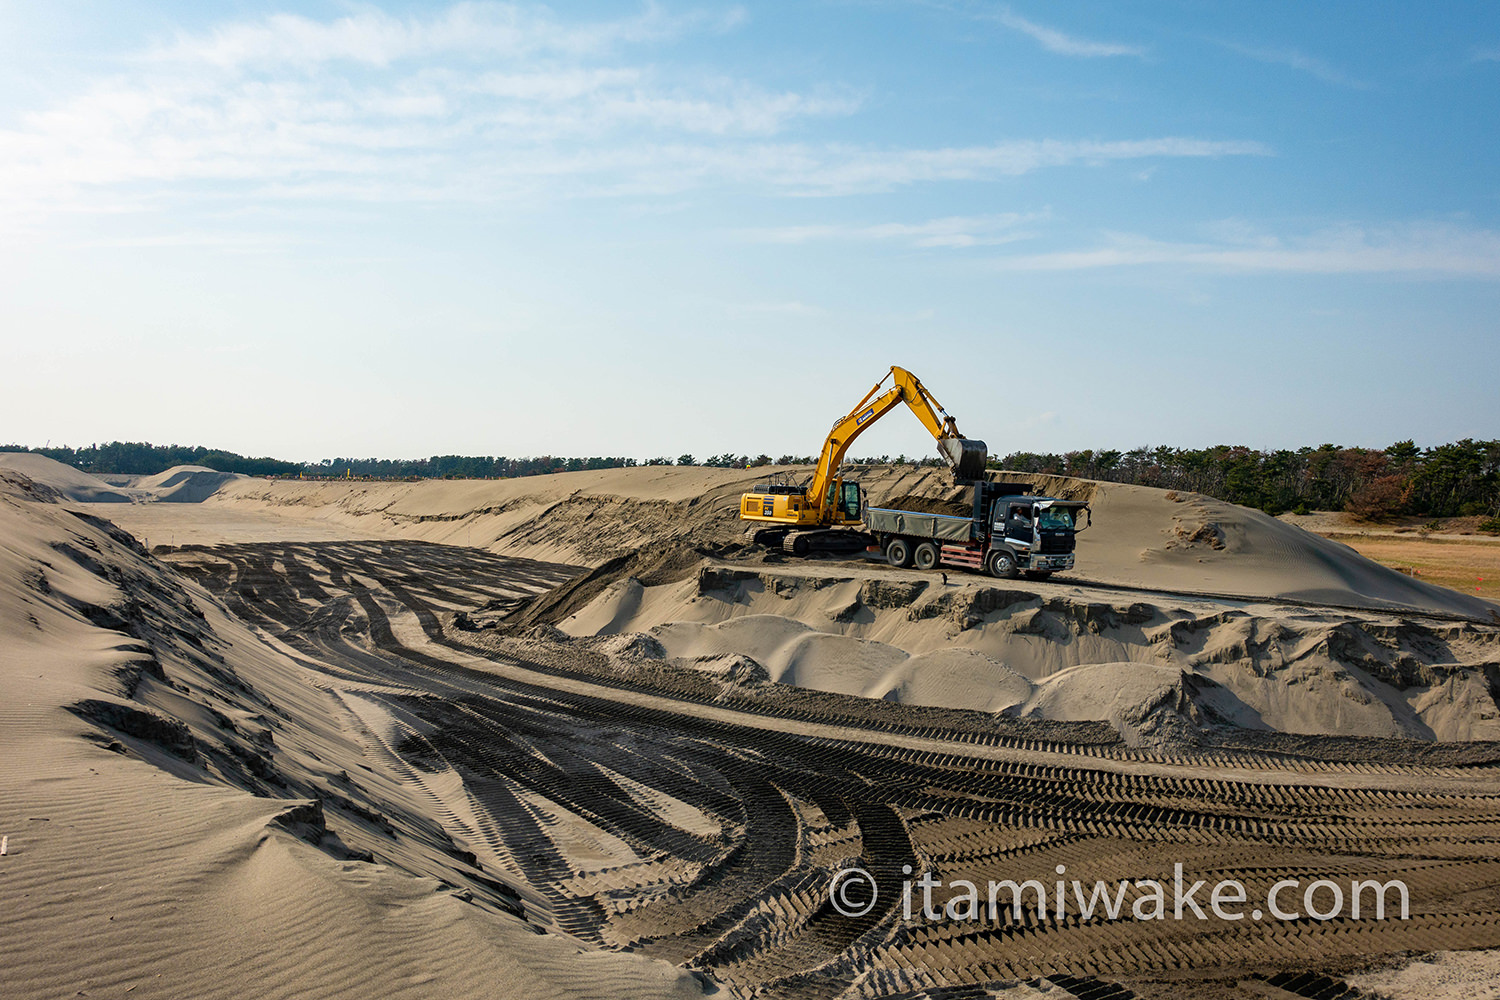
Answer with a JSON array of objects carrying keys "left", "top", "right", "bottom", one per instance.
[{"left": 865, "top": 480, "right": 1090, "bottom": 580}]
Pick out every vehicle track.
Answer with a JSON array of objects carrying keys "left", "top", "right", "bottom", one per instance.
[
  {"left": 771, "top": 553, "right": 1500, "bottom": 627},
  {"left": 172, "top": 541, "right": 1500, "bottom": 998}
]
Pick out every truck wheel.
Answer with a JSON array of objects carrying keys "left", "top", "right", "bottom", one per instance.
[
  {"left": 913, "top": 542, "right": 939, "bottom": 571},
  {"left": 1024, "top": 570, "right": 1053, "bottom": 581},
  {"left": 986, "top": 550, "right": 1019, "bottom": 579},
  {"left": 886, "top": 538, "right": 913, "bottom": 568}
]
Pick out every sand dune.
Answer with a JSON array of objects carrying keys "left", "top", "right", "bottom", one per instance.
[
  {"left": 0, "top": 451, "right": 139, "bottom": 502},
  {"left": 0, "top": 469, "right": 704, "bottom": 1000},
  {"left": 0, "top": 455, "right": 247, "bottom": 505}
]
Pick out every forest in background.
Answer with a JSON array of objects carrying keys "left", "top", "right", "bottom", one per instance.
[{"left": 4, "top": 438, "right": 1497, "bottom": 524}]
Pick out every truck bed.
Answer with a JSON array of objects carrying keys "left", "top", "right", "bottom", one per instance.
[{"left": 864, "top": 506, "right": 975, "bottom": 542}]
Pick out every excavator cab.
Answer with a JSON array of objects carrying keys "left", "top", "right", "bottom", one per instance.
[{"left": 820, "top": 478, "right": 862, "bottom": 524}]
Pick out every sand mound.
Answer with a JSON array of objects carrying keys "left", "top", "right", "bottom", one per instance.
[
  {"left": 0, "top": 451, "right": 139, "bottom": 502},
  {"left": 539, "top": 555, "right": 1500, "bottom": 743},
  {"left": 1080, "top": 484, "right": 1498, "bottom": 618},
  {"left": 0, "top": 456, "right": 244, "bottom": 505},
  {"left": 133, "top": 464, "right": 246, "bottom": 502},
  {"left": 880, "top": 647, "right": 1033, "bottom": 713},
  {"left": 875, "top": 493, "right": 974, "bottom": 517}
]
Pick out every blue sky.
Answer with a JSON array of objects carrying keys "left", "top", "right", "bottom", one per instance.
[{"left": 1, "top": 1, "right": 1497, "bottom": 462}]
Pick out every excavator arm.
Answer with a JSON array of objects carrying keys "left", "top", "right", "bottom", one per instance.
[{"left": 803, "top": 366, "right": 988, "bottom": 513}]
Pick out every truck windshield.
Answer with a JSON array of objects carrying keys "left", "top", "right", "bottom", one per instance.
[{"left": 1038, "top": 507, "right": 1074, "bottom": 530}]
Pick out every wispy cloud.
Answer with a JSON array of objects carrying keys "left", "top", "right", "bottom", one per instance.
[
  {"left": 1220, "top": 42, "right": 1371, "bottom": 89},
  {"left": 743, "top": 212, "right": 1045, "bottom": 247},
  {"left": 991, "top": 7, "right": 1144, "bottom": 58},
  {"left": 1474, "top": 47, "right": 1500, "bottom": 63},
  {"left": 989, "top": 222, "right": 1500, "bottom": 278},
  {"left": 146, "top": 3, "right": 739, "bottom": 68},
  {"left": 0, "top": 3, "right": 1262, "bottom": 220},
  {"left": 759, "top": 138, "right": 1268, "bottom": 196}
]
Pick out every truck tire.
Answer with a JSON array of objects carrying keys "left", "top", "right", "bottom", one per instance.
[
  {"left": 886, "top": 538, "right": 913, "bottom": 568},
  {"left": 986, "top": 549, "right": 1019, "bottom": 580},
  {"left": 913, "top": 542, "right": 939, "bottom": 571}
]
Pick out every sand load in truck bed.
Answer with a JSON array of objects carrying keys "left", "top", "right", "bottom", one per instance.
[{"left": 878, "top": 494, "right": 974, "bottom": 517}]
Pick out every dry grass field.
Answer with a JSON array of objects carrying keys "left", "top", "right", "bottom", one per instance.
[{"left": 1319, "top": 532, "right": 1500, "bottom": 602}]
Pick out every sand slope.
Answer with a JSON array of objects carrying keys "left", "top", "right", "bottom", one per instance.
[
  {"left": 1080, "top": 483, "right": 1496, "bottom": 616},
  {"left": 0, "top": 451, "right": 139, "bottom": 502},
  {"left": 0, "top": 456, "right": 246, "bottom": 504},
  {"left": 177, "top": 465, "right": 1498, "bottom": 620},
  {"left": 0, "top": 469, "right": 704, "bottom": 1000}
]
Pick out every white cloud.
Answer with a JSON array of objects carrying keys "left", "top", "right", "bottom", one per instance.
[
  {"left": 989, "top": 223, "right": 1500, "bottom": 278},
  {"left": 1474, "top": 48, "right": 1500, "bottom": 63},
  {"left": 0, "top": 4, "right": 1264, "bottom": 221},
  {"left": 1220, "top": 42, "right": 1371, "bottom": 89},
  {"left": 992, "top": 7, "right": 1144, "bottom": 58},
  {"left": 147, "top": 2, "right": 736, "bottom": 68},
  {"left": 772, "top": 138, "right": 1266, "bottom": 194},
  {"left": 743, "top": 212, "right": 1046, "bottom": 247}
]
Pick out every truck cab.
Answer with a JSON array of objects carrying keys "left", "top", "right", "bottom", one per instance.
[{"left": 990, "top": 496, "right": 1089, "bottom": 579}]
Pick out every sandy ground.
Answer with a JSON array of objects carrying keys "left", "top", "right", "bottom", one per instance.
[
  {"left": 0, "top": 470, "right": 703, "bottom": 1000},
  {"left": 102, "top": 498, "right": 389, "bottom": 546},
  {"left": 6, "top": 454, "right": 1500, "bottom": 999}
]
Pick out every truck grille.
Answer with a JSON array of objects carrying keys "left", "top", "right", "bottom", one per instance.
[{"left": 1039, "top": 532, "right": 1075, "bottom": 554}]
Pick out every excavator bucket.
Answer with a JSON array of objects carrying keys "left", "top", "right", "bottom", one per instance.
[{"left": 939, "top": 437, "right": 988, "bottom": 480}]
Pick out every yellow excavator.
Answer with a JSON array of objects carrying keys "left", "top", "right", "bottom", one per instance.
[{"left": 740, "top": 366, "right": 988, "bottom": 555}]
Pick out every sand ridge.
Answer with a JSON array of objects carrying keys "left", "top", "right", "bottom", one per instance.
[{"left": 0, "top": 469, "right": 706, "bottom": 1000}]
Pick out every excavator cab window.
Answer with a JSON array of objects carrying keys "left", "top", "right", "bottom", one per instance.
[{"left": 840, "top": 482, "right": 862, "bottom": 519}]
